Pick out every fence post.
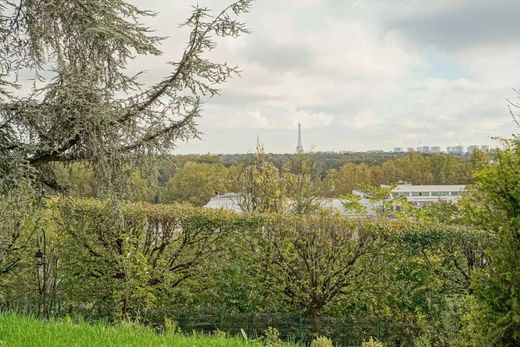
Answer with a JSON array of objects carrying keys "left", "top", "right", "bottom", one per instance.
[
  {"left": 377, "top": 316, "right": 381, "bottom": 341},
  {"left": 299, "top": 313, "right": 304, "bottom": 342},
  {"left": 218, "top": 307, "right": 224, "bottom": 330}
]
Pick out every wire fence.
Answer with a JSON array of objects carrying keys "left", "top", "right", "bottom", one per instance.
[
  {"left": 173, "top": 310, "right": 416, "bottom": 346},
  {"left": 1, "top": 297, "right": 416, "bottom": 346}
]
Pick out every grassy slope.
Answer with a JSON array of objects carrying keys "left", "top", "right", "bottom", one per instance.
[{"left": 0, "top": 314, "right": 292, "bottom": 347}]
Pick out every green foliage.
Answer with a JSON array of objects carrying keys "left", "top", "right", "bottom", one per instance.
[
  {"left": 264, "top": 326, "right": 282, "bottom": 346},
  {"left": 362, "top": 337, "right": 383, "bottom": 347},
  {"left": 214, "top": 328, "right": 228, "bottom": 339},
  {"left": 238, "top": 148, "right": 286, "bottom": 213},
  {"left": 422, "top": 201, "right": 462, "bottom": 224},
  {"left": 162, "top": 161, "right": 238, "bottom": 205},
  {"left": 0, "top": 196, "right": 498, "bottom": 345},
  {"left": 252, "top": 212, "right": 378, "bottom": 318},
  {"left": 326, "top": 153, "right": 473, "bottom": 197},
  {"left": 0, "top": 0, "right": 252, "bottom": 195},
  {"left": 341, "top": 184, "right": 417, "bottom": 220},
  {"left": 54, "top": 199, "right": 243, "bottom": 320},
  {"left": 282, "top": 153, "right": 323, "bottom": 214},
  {"left": 44, "top": 151, "right": 477, "bottom": 204},
  {"left": 311, "top": 336, "right": 334, "bottom": 347},
  {"left": 163, "top": 316, "right": 182, "bottom": 335},
  {"left": 461, "top": 140, "right": 520, "bottom": 345},
  {"left": 0, "top": 189, "right": 42, "bottom": 282}
]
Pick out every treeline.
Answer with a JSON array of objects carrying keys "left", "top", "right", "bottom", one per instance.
[
  {"left": 53, "top": 151, "right": 486, "bottom": 206},
  {"left": 171, "top": 151, "right": 471, "bottom": 171}
]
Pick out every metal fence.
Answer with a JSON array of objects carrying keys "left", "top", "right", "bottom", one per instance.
[{"left": 173, "top": 310, "right": 415, "bottom": 346}]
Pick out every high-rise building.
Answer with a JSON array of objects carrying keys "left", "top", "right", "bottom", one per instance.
[
  {"left": 394, "top": 147, "right": 404, "bottom": 153},
  {"left": 430, "top": 146, "right": 441, "bottom": 153},
  {"left": 481, "top": 145, "right": 489, "bottom": 151},
  {"left": 296, "top": 122, "right": 304, "bottom": 153},
  {"left": 416, "top": 146, "right": 430, "bottom": 153},
  {"left": 467, "top": 145, "right": 479, "bottom": 154},
  {"left": 448, "top": 145, "right": 464, "bottom": 155}
]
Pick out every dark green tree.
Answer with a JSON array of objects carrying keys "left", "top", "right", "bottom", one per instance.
[
  {"left": 0, "top": 0, "right": 253, "bottom": 194},
  {"left": 462, "top": 140, "right": 520, "bottom": 345}
]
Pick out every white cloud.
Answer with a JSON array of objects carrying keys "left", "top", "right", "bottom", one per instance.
[
  {"left": 127, "top": 0, "right": 519, "bottom": 153},
  {"left": 204, "top": 107, "right": 334, "bottom": 130}
]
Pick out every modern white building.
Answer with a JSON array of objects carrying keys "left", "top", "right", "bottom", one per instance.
[
  {"left": 386, "top": 183, "right": 465, "bottom": 206},
  {"left": 205, "top": 183, "right": 465, "bottom": 216}
]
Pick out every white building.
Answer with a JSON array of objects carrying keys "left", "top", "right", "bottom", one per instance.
[
  {"left": 448, "top": 145, "right": 464, "bottom": 155},
  {"left": 386, "top": 183, "right": 465, "bottom": 206},
  {"left": 205, "top": 183, "right": 465, "bottom": 216},
  {"left": 204, "top": 193, "right": 242, "bottom": 212},
  {"left": 205, "top": 193, "right": 376, "bottom": 218},
  {"left": 416, "top": 146, "right": 430, "bottom": 153}
]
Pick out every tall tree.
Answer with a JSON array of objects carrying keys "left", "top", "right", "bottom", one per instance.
[
  {"left": 462, "top": 140, "right": 520, "bottom": 345},
  {"left": 238, "top": 146, "right": 285, "bottom": 213},
  {"left": 0, "top": 0, "right": 253, "bottom": 193},
  {"left": 259, "top": 213, "right": 376, "bottom": 325},
  {"left": 282, "top": 153, "right": 323, "bottom": 214}
]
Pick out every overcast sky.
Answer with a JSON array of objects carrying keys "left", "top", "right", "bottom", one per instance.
[{"left": 130, "top": 0, "right": 520, "bottom": 154}]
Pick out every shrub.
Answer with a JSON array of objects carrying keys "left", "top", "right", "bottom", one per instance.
[
  {"left": 214, "top": 328, "right": 227, "bottom": 339},
  {"left": 264, "top": 326, "right": 282, "bottom": 346},
  {"left": 362, "top": 337, "right": 383, "bottom": 347},
  {"left": 311, "top": 336, "right": 333, "bottom": 347},
  {"left": 163, "top": 316, "right": 181, "bottom": 335}
]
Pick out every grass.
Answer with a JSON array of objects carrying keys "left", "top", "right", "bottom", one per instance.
[{"left": 0, "top": 313, "right": 296, "bottom": 347}]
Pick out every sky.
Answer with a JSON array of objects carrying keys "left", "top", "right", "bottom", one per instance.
[{"left": 128, "top": 0, "right": 520, "bottom": 154}]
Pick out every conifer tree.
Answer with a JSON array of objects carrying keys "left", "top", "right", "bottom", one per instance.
[{"left": 0, "top": 0, "right": 253, "bottom": 193}]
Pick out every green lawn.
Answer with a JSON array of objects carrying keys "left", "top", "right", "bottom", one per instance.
[{"left": 0, "top": 313, "right": 295, "bottom": 347}]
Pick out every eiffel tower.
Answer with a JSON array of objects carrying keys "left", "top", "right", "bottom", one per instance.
[{"left": 296, "top": 122, "right": 304, "bottom": 153}]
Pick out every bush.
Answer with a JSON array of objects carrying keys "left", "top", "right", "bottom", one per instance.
[
  {"left": 362, "top": 337, "right": 383, "bottom": 347},
  {"left": 163, "top": 316, "right": 181, "bottom": 335},
  {"left": 264, "top": 326, "right": 282, "bottom": 346},
  {"left": 311, "top": 336, "right": 333, "bottom": 347}
]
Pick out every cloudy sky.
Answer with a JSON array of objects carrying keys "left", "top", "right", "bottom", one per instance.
[{"left": 130, "top": 0, "right": 520, "bottom": 154}]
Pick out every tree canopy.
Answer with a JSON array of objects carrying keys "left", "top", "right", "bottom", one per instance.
[{"left": 0, "top": 0, "right": 253, "bottom": 193}]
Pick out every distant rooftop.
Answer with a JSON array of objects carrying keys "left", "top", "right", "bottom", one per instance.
[{"left": 392, "top": 183, "right": 465, "bottom": 192}]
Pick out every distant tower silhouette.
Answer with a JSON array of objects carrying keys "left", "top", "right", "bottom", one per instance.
[
  {"left": 296, "top": 122, "right": 304, "bottom": 153},
  {"left": 256, "top": 133, "right": 263, "bottom": 152}
]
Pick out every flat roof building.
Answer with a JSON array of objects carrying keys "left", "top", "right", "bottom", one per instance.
[
  {"left": 386, "top": 183, "right": 465, "bottom": 206},
  {"left": 448, "top": 145, "right": 464, "bottom": 154}
]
